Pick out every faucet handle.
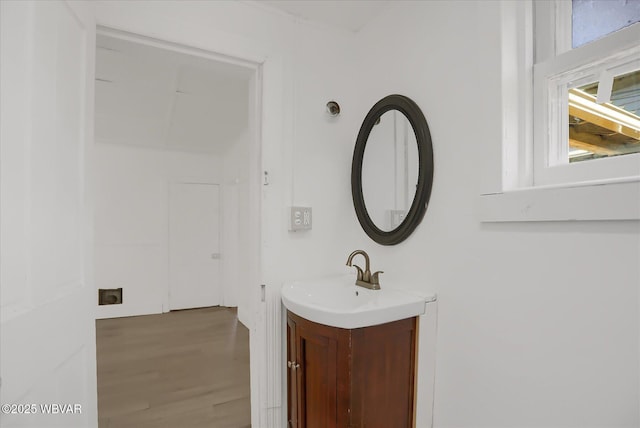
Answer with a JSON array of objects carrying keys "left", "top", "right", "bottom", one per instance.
[
  {"left": 351, "top": 264, "right": 364, "bottom": 281},
  {"left": 371, "top": 271, "right": 384, "bottom": 285}
]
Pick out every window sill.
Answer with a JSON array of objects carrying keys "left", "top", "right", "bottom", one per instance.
[{"left": 477, "top": 178, "right": 640, "bottom": 222}]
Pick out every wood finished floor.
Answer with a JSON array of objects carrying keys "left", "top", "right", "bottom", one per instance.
[{"left": 96, "top": 307, "right": 251, "bottom": 428}]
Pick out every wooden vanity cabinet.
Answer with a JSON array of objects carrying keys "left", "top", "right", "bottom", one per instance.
[{"left": 286, "top": 311, "right": 418, "bottom": 428}]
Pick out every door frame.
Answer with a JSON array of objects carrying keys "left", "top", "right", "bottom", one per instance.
[{"left": 94, "top": 25, "right": 270, "bottom": 425}]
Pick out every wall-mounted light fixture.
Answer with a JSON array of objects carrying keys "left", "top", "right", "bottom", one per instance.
[{"left": 326, "top": 101, "right": 340, "bottom": 117}]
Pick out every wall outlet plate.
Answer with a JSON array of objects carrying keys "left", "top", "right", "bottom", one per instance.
[{"left": 289, "top": 206, "right": 312, "bottom": 231}]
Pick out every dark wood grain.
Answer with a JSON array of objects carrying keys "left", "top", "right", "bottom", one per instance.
[
  {"left": 287, "top": 311, "right": 417, "bottom": 428},
  {"left": 288, "top": 311, "right": 351, "bottom": 428},
  {"left": 351, "top": 317, "right": 417, "bottom": 427}
]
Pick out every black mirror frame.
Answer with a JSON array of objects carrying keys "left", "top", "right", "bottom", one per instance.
[{"left": 351, "top": 95, "right": 434, "bottom": 245}]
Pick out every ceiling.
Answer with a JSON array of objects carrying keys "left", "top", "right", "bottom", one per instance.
[
  {"left": 95, "top": 34, "right": 252, "bottom": 154},
  {"left": 257, "top": 0, "right": 391, "bottom": 32},
  {"left": 94, "top": 2, "right": 390, "bottom": 153}
]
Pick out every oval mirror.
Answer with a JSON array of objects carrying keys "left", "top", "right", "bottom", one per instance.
[{"left": 351, "top": 95, "right": 434, "bottom": 245}]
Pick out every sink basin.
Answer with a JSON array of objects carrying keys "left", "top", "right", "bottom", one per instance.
[{"left": 281, "top": 274, "right": 436, "bottom": 329}]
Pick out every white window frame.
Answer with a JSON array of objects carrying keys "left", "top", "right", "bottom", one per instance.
[
  {"left": 477, "top": 0, "right": 640, "bottom": 222},
  {"left": 533, "top": 1, "right": 640, "bottom": 187}
]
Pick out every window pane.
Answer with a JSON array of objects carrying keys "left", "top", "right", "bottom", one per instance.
[
  {"left": 612, "top": 69, "right": 640, "bottom": 116},
  {"left": 568, "top": 70, "right": 640, "bottom": 163},
  {"left": 572, "top": 0, "right": 640, "bottom": 48}
]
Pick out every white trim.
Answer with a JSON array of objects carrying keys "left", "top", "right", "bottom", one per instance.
[
  {"left": 96, "top": 26, "right": 263, "bottom": 71},
  {"left": 248, "top": 60, "right": 271, "bottom": 427},
  {"left": 554, "top": 0, "right": 572, "bottom": 55},
  {"left": 535, "top": 22, "right": 640, "bottom": 78},
  {"left": 533, "top": 0, "right": 579, "bottom": 60},
  {"left": 534, "top": 27, "right": 640, "bottom": 186},
  {"left": 533, "top": 0, "right": 557, "bottom": 63},
  {"left": 500, "top": 0, "right": 533, "bottom": 190},
  {"left": 478, "top": 179, "right": 640, "bottom": 222}
]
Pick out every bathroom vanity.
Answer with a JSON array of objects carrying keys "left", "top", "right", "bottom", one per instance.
[
  {"left": 286, "top": 311, "right": 417, "bottom": 428},
  {"left": 281, "top": 273, "right": 435, "bottom": 428}
]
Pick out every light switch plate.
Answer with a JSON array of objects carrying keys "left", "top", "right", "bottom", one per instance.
[{"left": 289, "top": 206, "right": 312, "bottom": 231}]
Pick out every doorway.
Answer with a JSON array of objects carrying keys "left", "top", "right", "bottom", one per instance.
[{"left": 93, "top": 27, "right": 262, "bottom": 425}]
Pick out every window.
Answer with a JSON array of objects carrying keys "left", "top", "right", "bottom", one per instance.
[
  {"left": 569, "top": 69, "right": 640, "bottom": 163},
  {"left": 572, "top": 0, "right": 640, "bottom": 48},
  {"left": 533, "top": 0, "right": 640, "bottom": 186},
  {"left": 477, "top": 1, "right": 640, "bottom": 222}
]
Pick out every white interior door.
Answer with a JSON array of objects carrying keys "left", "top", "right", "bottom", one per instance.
[
  {"left": 0, "top": 1, "right": 98, "bottom": 426},
  {"left": 169, "top": 182, "right": 221, "bottom": 310}
]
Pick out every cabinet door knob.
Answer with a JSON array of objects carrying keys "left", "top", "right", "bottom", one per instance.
[{"left": 287, "top": 361, "right": 300, "bottom": 370}]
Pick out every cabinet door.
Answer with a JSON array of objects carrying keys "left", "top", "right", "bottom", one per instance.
[
  {"left": 350, "top": 317, "right": 417, "bottom": 427},
  {"left": 298, "top": 321, "right": 338, "bottom": 428},
  {"left": 287, "top": 312, "right": 351, "bottom": 428},
  {"left": 287, "top": 315, "right": 299, "bottom": 428}
]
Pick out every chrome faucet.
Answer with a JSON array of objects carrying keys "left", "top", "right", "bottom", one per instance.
[{"left": 346, "top": 250, "right": 382, "bottom": 290}]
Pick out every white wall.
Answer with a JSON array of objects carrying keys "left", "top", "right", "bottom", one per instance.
[
  {"left": 0, "top": 1, "right": 98, "bottom": 426},
  {"left": 349, "top": 2, "right": 640, "bottom": 427},
  {"left": 93, "top": 143, "right": 223, "bottom": 318}
]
